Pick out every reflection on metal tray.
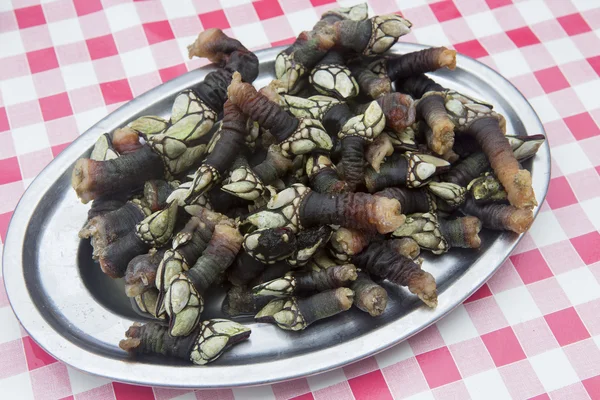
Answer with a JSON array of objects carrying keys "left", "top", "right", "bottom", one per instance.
[{"left": 3, "top": 43, "right": 550, "bottom": 388}]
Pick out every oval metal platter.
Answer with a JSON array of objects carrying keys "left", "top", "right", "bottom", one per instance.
[{"left": 3, "top": 43, "right": 550, "bottom": 388}]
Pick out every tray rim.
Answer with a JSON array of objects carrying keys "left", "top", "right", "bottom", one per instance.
[{"left": 3, "top": 43, "right": 551, "bottom": 389}]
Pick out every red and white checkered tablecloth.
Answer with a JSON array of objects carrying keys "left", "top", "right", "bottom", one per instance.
[{"left": 1, "top": 0, "right": 600, "bottom": 399}]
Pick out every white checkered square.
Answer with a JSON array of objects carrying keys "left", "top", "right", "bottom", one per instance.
[
  {"left": 529, "top": 211, "right": 568, "bottom": 247},
  {"left": 161, "top": 0, "right": 197, "bottom": 19},
  {"left": 528, "top": 95, "right": 560, "bottom": 123},
  {"left": 0, "top": 373, "right": 34, "bottom": 400},
  {"left": 412, "top": 25, "right": 450, "bottom": 47},
  {"left": 120, "top": 47, "right": 158, "bottom": 77},
  {"left": 11, "top": 123, "right": 50, "bottom": 155},
  {"left": 0, "top": 308, "right": 24, "bottom": 343},
  {"left": 375, "top": 341, "right": 414, "bottom": 369},
  {"left": 495, "top": 286, "right": 543, "bottom": 325},
  {"left": 74, "top": 107, "right": 108, "bottom": 133},
  {"left": 492, "top": 49, "right": 531, "bottom": 78},
  {"left": 530, "top": 348, "right": 580, "bottom": 392},
  {"left": 105, "top": 3, "right": 142, "bottom": 32},
  {"left": 286, "top": 9, "right": 319, "bottom": 36},
  {"left": 0, "top": 75, "right": 37, "bottom": 106},
  {"left": 232, "top": 23, "right": 270, "bottom": 49},
  {"left": 580, "top": 198, "right": 600, "bottom": 231},
  {"left": 61, "top": 62, "right": 98, "bottom": 91},
  {"left": 556, "top": 267, "right": 600, "bottom": 306},
  {"left": 66, "top": 366, "right": 111, "bottom": 395},
  {"left": 0, "top": 31, "right": 25, "bottom": 58},
  {"left": 552, "top": 143, "right": 593, "bottom": 175},
  {"left": 545, "top": 38, "right": 585, "bottom": 65},
  {"left": 48, "top": 18, "right": 84, "bottom": 46},
  {"left": 516, "top": 0, "right": 554, "bottom": 25},
  {"left": 465, "top": 11, "right": 503, "bottom": 37},
  {"left": 436, "top": 305, "right": 480, "bottom": 345},
  {"left": 464, "top": 369, "right": 512, "bottom": 400}
]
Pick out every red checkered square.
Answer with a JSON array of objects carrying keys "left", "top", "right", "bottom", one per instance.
[
  {"left": 112, "top": 383, "right": 153, "bottom": 399},
  {"left": 19, "top": 148, "right": 53, "bottom": 179},
  {"left": 310, "top": 0, "right": 336, "bottom": 6},
  {"left": 571, "top": 231, "right": 600, "bottom": 265},
  {"left": 382, "top": 357, "right": 429, "bottom": 396},
  {"left": 576, "top": 299, "right": 600, "bottom": 336},
  {"left": 30, "top": 362, "right": 72, "bottom": 400},
  {"left": 499, "top": 359, "right": 545, "bottom": 400},
  {"left": 488, "top": 260, "right": 523, "bottom": 293},
  {"left": 6, "top": 100, "right": 43, "bottom": 129},
  {"left": 545, "top": 176, "right": 578, "bottom": 210},
  {"left": 39, "top": 92, "right": 73, "bottom": 121},
  {"left": 195, "top": 389, "right": 235, "bottom": 400},
  {"left": 558, "top": 13, "right": 592, "bottom": 36},
  {"left": 535, "top": 66, "right": 570, "bottom": 94},
  {"left": 416, "top": 347, "right": 462, "bottom": 388},
  {"left": 545, "top": 307, "right": 590, "bottom": 346},
  {"left": 432, "top": 380, "right": 470, "bottom": 400},
  {"left": 564, "top": 339, "right": 600, "bottom": 380},
  {"left": 100, "top": 79, "right": 133, "bottom": 105},
  {"left": 73, "top": 0, "right": 102, "bottom": 17},
  {"left": 0, "top": 211, "right": 13, "bottom": 242},
  {"left": 272, "top": 378, "right": 311, "bottom": 400},
  {"left": 22, "top": 336, "right": 56, "bottom": 370},
  {"left": 0, "top": 157, "right": 23, "bottom": 185},
  {"left": 465, "top": 296, "right": 509, "bottom": 335},
  {"left": 343, "top": 357, "right": 379, "bottom": 380},
  {"left": 348, "top": 370, "right": 392, "bottom": 400},
  {"left": 254, "top": 0, "right": 284, "bottom": 20},
  {"left": 583, "top": 375, "right": 600, "bottom": 400},
  {"left": 86, "top": 34, "right": 118, "bottom": 60},
  {"left": 15, "top": 5, "right": 46, "bottom": 29},
  {"left": 507, "top": 26, "right": 540, "bottom": 47},
  {"left": 0, "top": 339, "right": 27, "bottom": 380},
  {"left": 485, "top": 0, "right": 511, "bottom": 9},
  {"left": 454, "top": 39, "right": 488, "bottom": 59},
  {"left": 564, "top": 112, "right": 600, "bottom": 141},
  {"left": 510, "top": 249, "right": 553, "bottom": 285},
  {"left": 449, "top": 338, "right": 494, "bottom": 378},
  {"left": 26, "top": 47, "right": 59, "bottom": 74},
  {"left": 199, "top": 9, "right": 230, "bottom": 30},
  {"left": 528, "top": 277, "right": 572, "bottom": 315},
  {"left": 481, "top": 327, "right": 526, "bottom": 367},
  {"left": 0, "top": 107, "right": 9, "bottom": 133},
  {"left": 429, "top": 1, "right": 462, "bottom": 22},
  {"left": 313, "top": 382, "right": 353, "bottom": 400},
  {"left": 143, "top": 21, "right": 175, "bottom": 45},
  {"left": 408, "top": 325, "right": 445, "bottom": 355},
  {"left": 540, "top": 240, "right": 584, "bottom": 275},
  {"left": 159, "top": 64, "right": 187, "bottom": 83},
  {"left": 464, "top": 283, "right": 492, "bottom": 303}
]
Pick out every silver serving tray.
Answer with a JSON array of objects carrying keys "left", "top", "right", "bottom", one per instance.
[{"left": 3, "top": 43, "right": 550, "bottom": 388}]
